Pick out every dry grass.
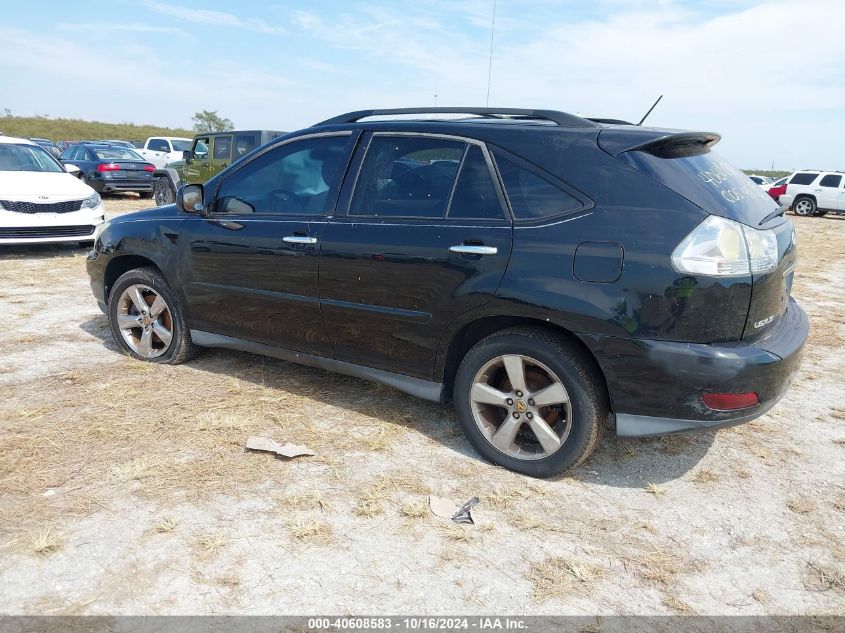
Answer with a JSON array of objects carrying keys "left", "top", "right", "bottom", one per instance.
[
  {"left": 152, "top": 517, "right": 178, "bottom": 533},
  {"left": 282, "top": 489, "right": 332, "bottom": 513},
  {"left": 400, "top": 499, "right": 428, "bottom": 518},
  {"left": 804, "top": 561, "right": 845, "bottom": 592},
  {"left": 354, "top": 479, "right": 392, "bottom": 518},
  {"left": 787, "top": 497, "right": 817, "bottom": 515},
  {"left": 662, "top": 594, "right": 696, "bottom": 614},
  {"left": 287, "top": 518, "right": 332, "bottom": 544},
  {"left": 644, "top": 482, "right": 666, "bottom": 497},
  {"left": 439, "top": 524, "right": 477, "bottom": 543},
  {"left": 196, "top": 531, "right": 231, "bottom": 555},
  {"left": 692, "top": 469, "right": 719, "bottom": 484},
  {"left": 27, "top": 525, "right": 62, "bottom": 555},
  {"left": 528, "top": 556, "right": 604, "bottom": 601}
]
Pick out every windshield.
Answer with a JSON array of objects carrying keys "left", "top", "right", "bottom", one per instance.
[
  {"left": 621, "top": 149, "right": 777, "bottom": 225},
  {"left": 0, "top": 143, "right": 64, "bottom": 172},
  {"left": 172, "top": 140, "right": 192, "bottom": 151},
  {"left": 93, "top": 148, "right": 145, "bottom": 161}
]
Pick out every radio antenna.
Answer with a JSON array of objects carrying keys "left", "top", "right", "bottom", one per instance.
[
  {"left": 637, "top": 94, "right": 663, "bottom": 126},
  {"left": 485, "top": 0, "right": 496, "bottom": 106}
]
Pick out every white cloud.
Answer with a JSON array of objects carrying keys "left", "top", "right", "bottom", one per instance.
[
  {"left": 142, "top": 0, "right": 285, "bottom": 35},
  {"left": 57, "top": 22, "right": 189, "bottom": 37}
]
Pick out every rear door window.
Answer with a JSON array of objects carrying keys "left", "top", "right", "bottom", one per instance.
[
  {"left": 212, "top": 136, "right": 232, "bottom": 161},
  {"left": 447, "top": 146, "right": 505, "bottom": 220},
  {"left": 493, "top": 153, "right": 582, "bottom": 221},
  {"left": 790, "top": 173, "right": 819, "bottom": 185},
  {"left": 819, "top": 174, "right": 842, "bottom": 188},
  {"left": 350, "top": 136, "right": 464, "bottom": 219}
]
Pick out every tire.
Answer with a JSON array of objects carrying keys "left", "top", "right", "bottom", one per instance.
[
  {"left": 153, "top": 177, "right": 175, "bottom": 206},
  {"left": 139, "top": 192, "right": 154, "bottom": 200},
  {"left": 453, "top": 327, "right": 607, "bottom": 477},
  {"left": 107, "top": 267, "right": 198, "bottom": 364},
  {"left": 793, "top": 196, "right": 816, "bottom": 216}
]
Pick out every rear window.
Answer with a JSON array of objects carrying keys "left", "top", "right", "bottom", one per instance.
[
  {"left": 790, "top": 172, "right": 818, "bottom": 185},
  {"left": 93, "top": 148, "right": 144, "bottom": 160},
  {"left": 620, "top": 149, "right": 777, "bottom": 224},
  {"left": 819, "top": 174, "right": 842, "bottom": 188}
]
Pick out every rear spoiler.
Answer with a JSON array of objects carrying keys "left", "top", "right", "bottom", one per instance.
[{"left": 598, "top": 129, "right": 721, "bottom": 159}]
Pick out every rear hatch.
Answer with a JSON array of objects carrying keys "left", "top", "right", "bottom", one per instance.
[{"left": 599, "top": 127, "right": 796, "bottom": 341}]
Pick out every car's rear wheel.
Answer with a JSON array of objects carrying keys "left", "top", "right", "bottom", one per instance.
[
  {"left": 108, "top": 267, "right": 197, "bottom": 364},
  {"left": 793, "top": 197, "right": 816, "bottom": 216},
  {"left": 453, "top": 327, "right": 606, "bottom": 477},
  {"left": 154, "top": 178, "right": 175, "bottom": 206}
]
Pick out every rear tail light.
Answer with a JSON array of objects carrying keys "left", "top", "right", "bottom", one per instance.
[
  {"left": 144, "top": 165, "right": 155, "bottom": 172},
  {"left": 97, "top": 163, "right": 121, "bottom": 172},
  {"left": 702, "top": 392, "right": 759, "bottom": 411},
  {"left": 671, "top": 216, "right": 778, "bottom": 277}
]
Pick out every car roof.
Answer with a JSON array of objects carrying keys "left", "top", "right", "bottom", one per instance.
[{"left": 0, "top": 136, "right": 36, "bottom": 145}]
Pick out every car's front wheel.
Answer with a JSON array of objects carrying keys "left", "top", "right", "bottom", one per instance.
[
  {"left": 154, "top": 177, "right": 175, "bottom": 206},
  {"left": 108, "top": 267, "right": 197, "bottom": 364},
  {"left": 453, "top": 327, "right": 606, "bottom": 477},
  {"left": 793, "top": 196, "right": 817, "bottom": 216}
]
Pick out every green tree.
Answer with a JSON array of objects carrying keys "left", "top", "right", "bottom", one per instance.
[{"left": 191, "top": 110, "right": 234, "bottom": 133}]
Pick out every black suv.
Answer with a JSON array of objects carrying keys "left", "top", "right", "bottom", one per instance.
[{"left": 86, "top": 107, "right": 808, "bottom": 477}]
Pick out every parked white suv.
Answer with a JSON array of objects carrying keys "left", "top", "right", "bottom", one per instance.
[
  {"left": 780, "top": 170, "right": 845, "bottom": 216},
  {"left": 138, "top": 136, "right": 193, "bottom": 169},
  {"left": 0, "top": 137, "right": 106, "bottom": 245}
]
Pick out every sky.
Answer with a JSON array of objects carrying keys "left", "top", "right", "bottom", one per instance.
[{"left": 1, "top": 0, "right": 843, "bottom": 170}]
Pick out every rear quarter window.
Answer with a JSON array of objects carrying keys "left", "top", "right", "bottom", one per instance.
[{"left": 493, "top": 153, "right": 582, "bottom": 221}]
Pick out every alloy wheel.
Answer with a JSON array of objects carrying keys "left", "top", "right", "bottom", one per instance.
[
  {"left": 469, "top": 354, "right": 572, "bottom": 460},
  {"left": 794, "top": 199, "right": 813, "bottom": 216},
  {"left": 115, "top": 284, "right": 173, "bottom": 358}
]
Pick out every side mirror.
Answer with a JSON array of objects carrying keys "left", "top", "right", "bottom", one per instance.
[
  {"left": 182, "top": 150, "right": 191, "bottom": 160},
  {"left": 64, "top": 164, "right": 81, "bottom": 176},
  {"left": 177, "top": 184, "right": 205, "bottom": 214}
]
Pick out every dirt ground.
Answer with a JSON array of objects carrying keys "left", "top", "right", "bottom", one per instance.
[{"left": 0, "top": 195, "right": 843, "bottom": 616}]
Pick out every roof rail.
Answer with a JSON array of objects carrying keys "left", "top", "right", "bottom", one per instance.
[{"left": 313, "top": 107, "right": 595, "bottom": 128}]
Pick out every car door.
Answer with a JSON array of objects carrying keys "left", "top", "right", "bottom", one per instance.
[
  {"left": 179, "top": 132, "right": 356, "bottom": 356},
  {"left": 319, "top": 132, "right": 513, "bottom": 379},
  {"left": 144, "top": 138, "right": 168, "bottom": 164},
  {"left": 816, "top": 173, "right": 842, "bottom": 209},
  {"left": 184, "top": 136, "right": 210, "bottom": 184}
]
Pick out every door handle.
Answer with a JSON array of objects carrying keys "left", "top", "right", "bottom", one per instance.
[
  {"left": 283, "top": 235, "right": 318, "bottom": 244},
  {"left": 450, "top": 244, "right": 497, "bottom": 255}
]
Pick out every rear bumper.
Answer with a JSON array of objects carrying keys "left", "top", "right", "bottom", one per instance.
[
  {"left": 581, "top": 298, "right": 808, "bottom": 436},
  {"left": 779, "top": 194, "right": 795, "bottom": 208},
  {"left": 88, "top": 179, "right": 153, "bottom": 193}
]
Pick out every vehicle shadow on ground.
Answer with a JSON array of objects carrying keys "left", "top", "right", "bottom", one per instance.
[
  {"left": 80, "top": 315, "right": 715, "bottom": 487},
  {"left": 0, "top": 243, "right": 91, "bottom": 259}
]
